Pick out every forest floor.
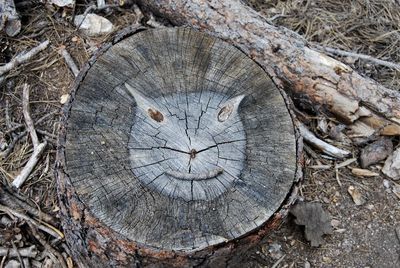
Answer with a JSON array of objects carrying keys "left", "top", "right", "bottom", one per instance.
[{"left": 0, "top": 1, "right": 399, "bottom": 267}]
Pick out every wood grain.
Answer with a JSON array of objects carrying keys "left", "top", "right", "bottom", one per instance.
[{"left": 62, "top": 27, "right": 298, "bottom": 256}]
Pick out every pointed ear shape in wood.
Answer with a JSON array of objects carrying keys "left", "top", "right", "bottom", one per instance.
[
  {"left": 124, "top": 82, "right": 165, "bottom": 123},
  {"left": 218, "top": 95, "right": 245, "bottom": 122}
]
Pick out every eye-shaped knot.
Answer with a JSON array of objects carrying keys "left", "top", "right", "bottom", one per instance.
[
  {"left": 147, "top": 108, "right": 164, "bottom": 122},
  {"left": 217, "top": 104, "right": 233, "bottom": 122}
]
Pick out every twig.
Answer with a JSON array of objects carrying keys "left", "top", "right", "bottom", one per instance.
[
  {"left": 0, "top": 255, "right": 6, "bottom": 268},
  {"left": 26, "top": 222, "right": 68, "bottom": 268},
  {"left": 11, "top": 241, "right": 25, "bottom": 268},
  {"left": 36, "top": 129, "right": 57, "bottom": 140},
  {"left": 97, "top": 0, "right": 105, "bottom": 8},
  {"left": 5, "top": 110, "right": 58, "bottom": 136},
  {"left": 0, "top": 204, "right": 63, "bottom": 239},
  {"left": 0, "top": 40, "right": 50, "bottom": 77},
  {"left": 0, "top": 130, "right": 27, "bottom": 159},
  {"left": 23, "top": 259, "right": 30, "bottom": 268},
  {"left": 271, "top": 254, "right": 286, "bottom": 268},
  {"left": 0, "top": 187, "right": 56, "bottom": 224},
  {"left": 12, "top": 84, "right": 47, "bottom": 188},
  {"left": 59, "top": 48, "right": 79, "bottom": 77},
  {"left": 298, "top": 122, "right": 351, "bottom": 158},
  {"left": 0, "top": 246, "right": 37, "bottom": 258},
  {"left": 5, "top": 100, "right": 12, "bottom": 129},
  {"left": 314, "top": 45, "right": 400, "bottom": 71},
  {"left": 22, "top": 85, "right": 38, "bottom": 148}
]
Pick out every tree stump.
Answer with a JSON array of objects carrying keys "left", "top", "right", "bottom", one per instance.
[{"left": 56, "top": 27, "right": 301, "bottom": 267}]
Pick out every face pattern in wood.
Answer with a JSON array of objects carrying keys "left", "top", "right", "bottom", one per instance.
[
  {"left": 127, "top": 84, "right": 246, "bottom": 201},
  {"left": 64, "top": 28, "right": 297, "bottom": 251}
]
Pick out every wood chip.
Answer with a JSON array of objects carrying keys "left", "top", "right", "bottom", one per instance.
[
  {"left": 351, "top": 168, "right": 379, "bottom": 177},
  {"left": 347, "top": 186, "right": 365, "bottom": 205},
  {"left": 335, "top": 158, "right": 357, "bottom": 169},
  {"left": 393, "top": 183, "right": 400, "bottom": 200}
]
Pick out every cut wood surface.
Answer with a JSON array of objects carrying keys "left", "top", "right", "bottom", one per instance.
[
  {"left": 137, "top": 0, "right": 400, "bottom": 135},
  {"left": 57, "top": 27, "right": 301, "bottom": 266}
]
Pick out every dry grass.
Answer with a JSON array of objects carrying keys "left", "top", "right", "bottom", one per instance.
[{"left": 248, "top": 0, "right": 400, "bottom": 89}]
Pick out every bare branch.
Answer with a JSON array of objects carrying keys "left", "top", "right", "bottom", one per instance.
[
  {"left": 298, "top": 123, "right": 351, "bottom": 159},
  {"left": 22, "top": 85, "right": 38, "bottom": 148},
  {"left": 60, "top": 47, "right": 79, "bottom": 77},
  {"left": 12, "top": 84, "right": 47, "bottom": 188},
  {"left": 0, "top": 40, "right": 50, "bottom": 77},
  {"left": 315, "top": 45, "right": 400, "bottom": 71},
  {"left": 0, "top": 204, "right": 63, "bottom": 239}
]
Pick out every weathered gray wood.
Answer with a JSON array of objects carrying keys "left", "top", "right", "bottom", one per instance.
[{"left": 57, "top": 27, "right": 300, "bottom": 266}]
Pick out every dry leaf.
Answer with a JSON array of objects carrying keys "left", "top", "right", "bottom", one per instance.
[
  {"left": 60, "top": 94, "right": 70, "bottom": 104},
  {"left": 351, "top": 168, "right": 379, "bottom": 177},
  {"left": 348, "top": 186, "right": 365, "bottom": 205},
  {"left": 290, "top": 202, "right": 332, "bottom": 247}
]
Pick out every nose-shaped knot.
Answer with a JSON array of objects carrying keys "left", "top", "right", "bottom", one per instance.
[{"left": 190, "top": 149, "right": 197, "bottom": 159}]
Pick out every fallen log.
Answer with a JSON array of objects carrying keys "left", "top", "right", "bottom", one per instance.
[{"left": 137, "top": 0, "right": 400, "bottom": 136}]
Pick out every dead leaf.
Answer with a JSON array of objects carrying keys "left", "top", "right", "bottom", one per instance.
[
  {"left": 347, "top": 186, "right": 365, "bottom": 205},
  {"left": 290, "top": 202, "right": 332, "bottom": 247},
  {"left": 351, "top": 168, "right": 379, "bottom": 177}
]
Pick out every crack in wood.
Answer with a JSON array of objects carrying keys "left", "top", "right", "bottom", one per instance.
[{"left": 64, "top": 28, "right": 298, "bottom": 252}]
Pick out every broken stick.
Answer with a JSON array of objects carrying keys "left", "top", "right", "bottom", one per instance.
[
  {"left": 12, "top": 84, "right": 47, "bottom": 189},
  {"left": 298, "top": 123, "right": 350, "bottom": 159},
  {"left": 0, "top": 40, "right": 49, "bottom": 77}
]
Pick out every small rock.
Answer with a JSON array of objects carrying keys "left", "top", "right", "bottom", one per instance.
[
  {"left": 317, "top": 118, "right": 328, "bottom": 134},
  {"left": 331, "top": 219, "right": 340, "bottom": 227},
  {"left": 268, "top": 243, "right": 283, "bottom": 260},
  {"left": 366, "top": 204, "right": 374, "bottom": 210},
  {"left": 360, "top": 138, "right": 393, "bottom": 168},
  {"left": 304, "top": 260, "right": 311, "bottom": 268},
  {"left": 351, "top": 168, "right": 379, "bottom": 177},
  {"left": 348, "top": 186, "right": 365, "bottom": 205},
  {"left": 60, "top": 94, "right": 70, "bottom": 104},
  {"left": 382, "top": 147, "right": 400, "bottom": 180},
  {"left": 74, "top": 14, "right": 114, "bottom": 37},
  {"left": 383, "top": 179, "right": 390, "bottom": 189},
  {"left": 48, "top": 0, "right": 75, "bottom": 7}
]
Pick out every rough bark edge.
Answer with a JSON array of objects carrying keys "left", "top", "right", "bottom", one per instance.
[{"left": 55, "top": 25, "right": 303, "bottom": 267}]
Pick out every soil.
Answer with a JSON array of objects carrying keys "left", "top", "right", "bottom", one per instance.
[{"left": 1, "top": 1, "right": 399, "bottom": 267}]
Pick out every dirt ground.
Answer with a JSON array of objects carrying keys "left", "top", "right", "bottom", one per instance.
[{"left": 1, "top": 1, "right": 399, "bottom": 267}]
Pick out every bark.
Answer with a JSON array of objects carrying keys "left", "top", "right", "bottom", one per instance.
[{"left": 137, "top": 0, "right": 400, "bottom": 135}]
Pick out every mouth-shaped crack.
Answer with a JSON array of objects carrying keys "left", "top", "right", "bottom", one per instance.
[{"left": 165, "top": 167, "right": 224, "bottom": 181}]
